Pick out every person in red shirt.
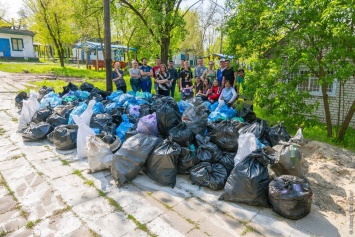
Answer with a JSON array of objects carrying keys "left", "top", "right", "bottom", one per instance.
[
  {"left": 208, "top": 79, "right": 221, "bottom": 103},
  {"left": 152, "top": 58, "right": 161, "bottom": 95}
]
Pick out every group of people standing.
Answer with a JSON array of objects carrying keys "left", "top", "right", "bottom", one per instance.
[{"left": 111, "top": 57, "right": 245, "bottom": 107}]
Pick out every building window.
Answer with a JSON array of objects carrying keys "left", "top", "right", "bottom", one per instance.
[
  {"left": 11, "top": 38, "right": 24, "bottom": 51},
  {"left": 288, "top": 69, "right": 337, "bottom": 96}
]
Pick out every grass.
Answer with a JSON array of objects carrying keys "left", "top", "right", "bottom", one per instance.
[
  {"left": 11, "top": 117, "right": 18, "bottom": 122},
  {"left": 60, "top": 159, "right": 70, "bottom": 166},
  {"left": 0, "top": 127, "right": 5, "bottom": 136},
  {"left": 84, "top": 180, "right": 95, "bottom": 187},
  {"left": 0, "top": 231, "right": 6, "bottom": 237},
  {"left": 127, "top": 214, "right": 157, "bottom": 237},
  {"left": 0, "top": 62, "right": 106, "bottom": 79},
  {"left": 25, "top": 219, "right": 41, "bottom": 229},
  {"left": 89, "top": 229, "right": 101, "bottom": 237}
]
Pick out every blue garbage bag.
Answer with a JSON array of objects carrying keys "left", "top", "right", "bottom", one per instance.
[
  {"left": 127, "top": 91, "right": 136, "bottom": 96},
  {"left": 218, "top": 105, "right": 237, "bottom": 119},
  {"left": 115, "top": 114, "right": 134, "bottom": 142},
  {"left": 68, "top": 102, "right": 87, "bottom": 124},
  {"left": 114, "top": 93, "right": 135, "bottom": 106},
  {"left": 40, "top": 92, "right": 62, "bottom": 108},
  {"left": 107, "top": 90, "right": 124, "bottom": 100},
  {"left": 136, "top": 99, "right": 150, "bottom": 105},
  {"left": 208, "top": 111, "right": 227, "bottom": 123},
  {"left": 210, "top": 102, "right": 219, "bottom": 112},
  {"left": 177, "top": 100, "right": 193, "bottom": 115},
  {"left": 204, "top": 101, "right": 212, "bottom": 110},
  {"left": 136, "top": 92, "right": 152, "bottom": 100},
  {"left": 74, "top": 90, "right": 90, "bottom": 100},
  {"left": 92, "top": 128, "right": 101, "bottom": 134},
  {"left": 93, "top": 101, "right": 105, "bottom": 114},
  {"left": 105, "top": 102, "right": 118, "bottom": 113}
]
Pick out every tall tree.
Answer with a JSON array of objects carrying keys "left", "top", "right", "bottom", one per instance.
[
  {"left": 117, "top": 0, "right": 202, "bottom": 64},
  {"left": 225, "top": 0, "right": 355, "bottom": 140},
  {"left": 25, "top": 0, "right": 77, "bottom": 67}
]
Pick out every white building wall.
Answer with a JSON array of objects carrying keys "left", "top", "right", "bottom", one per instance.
[{"left": 0, "top": 33, "right": 35, "bottom": 58}]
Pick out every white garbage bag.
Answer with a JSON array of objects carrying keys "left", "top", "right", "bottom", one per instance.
[
  {"left": 18, "top": 90, "right": 40, "bottom": 132},
  {"left": 85, "top": 135, "right": 113, "bottom": 173},
  {"left": 234, "top": 133, "right": 257, "bottom": 165}
]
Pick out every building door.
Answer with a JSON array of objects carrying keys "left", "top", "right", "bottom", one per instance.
[{"left": 0, "top": 38, "right": 11, "bottom": 57}]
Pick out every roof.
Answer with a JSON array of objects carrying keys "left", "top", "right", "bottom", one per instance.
[
  {"left": 0, "top": 27, "right": 35, "bottom": 36},
  {"left": 74, "top": 41, "right": 136, "bottom": 51},
  {"left": 210, "top": 53, "right": 235, "bottom": 59}
]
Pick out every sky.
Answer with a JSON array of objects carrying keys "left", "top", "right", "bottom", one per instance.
[{"left": 1, "top": 0, "right": 227, "bottom": 20}]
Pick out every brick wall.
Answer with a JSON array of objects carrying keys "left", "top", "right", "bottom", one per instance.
[{"left": 305, "top": 77, "right": 355, "bottom": 128}]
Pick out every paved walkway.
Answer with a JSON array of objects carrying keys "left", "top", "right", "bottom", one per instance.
[{"left": 0, "top": 71, "right": 346, "bottom": 236}]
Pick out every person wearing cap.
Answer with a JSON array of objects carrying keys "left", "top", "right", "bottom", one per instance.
[
  {"left": 168, "top": 60, "right": 178, "bottom": 98},
  {"left": 194, "top": 58, "right": 207, "bottom": 78},
  {"left": 217, "top": 58, "right": 226, "bottom": 87},
  {"left": 152, "top": 58, "right": 161, "bottom": 95}
]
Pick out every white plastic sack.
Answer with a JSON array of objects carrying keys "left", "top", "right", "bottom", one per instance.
[
  {"left": 80, "top": 100, "right": 96, "bottom": 125},
  {"left": 73, "top": 115, "right": 95, "bottom": 158},
  {"left": 85, "top": 135, "right": 113, "bottom": 173},
  {"left": 289, "top": 128, "right": 304, "bottom": 144},
  {"left": 18, "top": 90, "right": 40, "bottom": 132},
  {"left": 234, "top": 133, "right": 257, "bottom": 165}
]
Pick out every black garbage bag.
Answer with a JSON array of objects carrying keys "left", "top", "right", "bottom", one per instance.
[
  {"left": 209, "top": 120, "right": 239, "bottom": 152},
  {"left": 47, "top": 124, "right": 78, "bottom": 150},
  {"left": 60, "top": 82, "right": 79, "bottom": 96},
  {"left": 182, "top": 103, "right": 208, "bottom": 136},
  {"left": 96, "top": 131, "right": 121, "bottom": 152},
  {"left": 125, "top": 124, "right": 138, "bottom": 140},
  {"left": 145, "top": 139, "right": 181, "bottom": 188},
  {"left": 270, "top": 143, "right": 304, "bottom": 178},
  {"left": 126, "top": 114, "right": 139, "bottom": 124},
  {"left": 155, "top": 99, "right": 181, "bottom": 137},
  {"left": 195, "top": 134, "right": 222, "bottom": 163},
  {"left": 90, "top": 87, "right": 107, "bottom": 100},
  {"left": 206, "top": 122, "right": 219, "bottom": 133},
  {"left": 108, "top": 108, "right": 123, "bottom": 125},
  {"left": 31, "top": 106, "right": 53, "bottom": 123},
  {"left": 186, "top": 96, "right": 204, "bottom": 107},
  {"left": 177, "top": 145, "right": 199, "bottom": 174},
  {"left": 22, "top": 122, "right": 54, "bottom": 142},
  {"left": 111, "top": 133, "right": 161, "bottom": 186},
  {"left": 80, "top": 82, "right": 95, "bottom": 92},
  {"left": 151, "top": 96, "right": 179, "bottom": 114},
  {"left": 267, "top": 122, "right": 291, "bottom": 147},
  {"left": 46, "top": 113, "right": 68, "bottom": 127},
  {"left": 238, "top": 119, "right": 268, "bottom": 140},
  {"left": 219, "top": 149, "right": 275, "bottom": 207},
  {"left": 190, "top": 162, "right": 228, "bottom": 190},
  {"left": 102, "top": 122, "right": 117, "bottom": 135},
  {"left": 219, "top": 152, "right": 236, "bottom": 175},
  {"left": 269, "top": 175, "right": 313, "bottom": 220},
  {"left": 168, "top": 123, "right": 194, "bottom": 147},
  {"left": 90, "top": 114, "right": 113, "bottom": 130},
  {"left": 238, "top": 105, "right": 256, "bottom": 123},
  {"left": 139, "top": 104, "right": 152, "bottom": 118},
  {"left": 15, "top": 91, "right": 28, "bottom": 109}
]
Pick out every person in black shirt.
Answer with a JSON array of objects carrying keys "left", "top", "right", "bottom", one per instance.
[
  {"left": 168, "top": 60, "right": 178, "bottom": 98},
  {"left": 112, "top": 62, "right": 126, "bottom": 93},
  {"left": 194, "top": 76, "right": 203, "bottom": 95},
  {"left": 179, "top": 61, "right": 193, "bottom": 100},
  {"left": 222, "top": 59, "right": 236, "bottom": 88}
]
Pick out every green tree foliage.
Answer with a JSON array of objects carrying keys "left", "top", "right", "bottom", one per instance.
[
  {"left": 225, "top": 0, "right": 355, "bottom": 139},
  {"left": 25, "top": 0, "right": 77, "bottom": 67},
  {"left": 117, "top": 0, "right": 201, "bottom": 64}
]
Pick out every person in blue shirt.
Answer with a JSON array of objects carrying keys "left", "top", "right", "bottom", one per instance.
[
  {"left": 217, "top": 58, "right": 226, "bottom": 87},
  {"left": 218, "top": 80, "right": 238, "bottom": 108},
  {"left": 139, "top": 58, "right": 153, "bottom": 93}
]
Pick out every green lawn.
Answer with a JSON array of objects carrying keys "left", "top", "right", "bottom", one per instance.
[{"left": 0, "top": 62, "right": 106, "bottom": 79}]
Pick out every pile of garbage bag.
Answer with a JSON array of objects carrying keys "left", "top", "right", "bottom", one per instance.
[{"left": 15, "top": 82, "right": 311, "bottom": 220}]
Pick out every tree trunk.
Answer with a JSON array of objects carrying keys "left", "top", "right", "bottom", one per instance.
[
  {"left": 57, "top": 45, "right": 65, "bottom": 67},
  {"left": 319, "top": 64, "right": 332, "bottom": 137},
  {"left": 338, "top": 99, "right": 355, "bottom": 140},
  {"left": 160, "top": 37, "right": 170, "bottom": 65}
]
